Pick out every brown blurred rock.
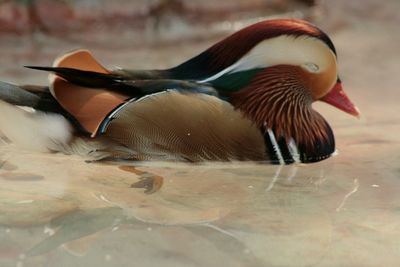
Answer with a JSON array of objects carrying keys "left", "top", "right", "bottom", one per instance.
[
  {"left": 0, "top": 0, "right": 316, "bottom": 35},
  {"left": 0, "top": 0, "right": 74, "bottom": 34}
]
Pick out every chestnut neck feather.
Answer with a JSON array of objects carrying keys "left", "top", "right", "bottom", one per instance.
[{"left": 230, "top": 65, "right": 330, "bottom": 148}]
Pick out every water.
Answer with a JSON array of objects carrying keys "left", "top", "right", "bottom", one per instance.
[
  {"left": 1, "top": 0, "right": 400, "bottom": 265},
  {"left": 0, "top": 133, "right": 399, "bottom": 267}
]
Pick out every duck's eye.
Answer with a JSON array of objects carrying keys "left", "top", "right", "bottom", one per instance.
[{"left": 302, "top": 62, "right": 319, "bottom": 73}]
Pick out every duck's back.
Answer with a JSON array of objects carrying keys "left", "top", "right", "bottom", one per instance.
[{"left": 103, "top": 91, "right": 267, "bottom": 162}]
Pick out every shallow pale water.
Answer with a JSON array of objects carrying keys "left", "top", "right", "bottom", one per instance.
[
  {"left": 0, "top": 136, "right": 399, "bottom": 267},
  {"left": 1, "top": 0, "right": 400, "bottom": 266}
]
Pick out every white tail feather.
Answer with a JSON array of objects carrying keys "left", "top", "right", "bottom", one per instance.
[{"left": 0, "top": 100, "right": 73, "bottom": 152}]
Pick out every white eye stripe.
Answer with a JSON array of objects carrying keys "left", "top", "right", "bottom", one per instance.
[
  {"left": 198, "top": 61, "right": 241, "bottom": 83},
  {"left": 199, "top": 35, "right": 335, "bottom": 83}
]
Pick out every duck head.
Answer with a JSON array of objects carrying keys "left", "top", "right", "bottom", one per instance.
[{"left": 170, "top": 19, "right": 359, "bottom": 163}]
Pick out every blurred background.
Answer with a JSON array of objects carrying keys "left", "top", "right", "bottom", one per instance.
[
  {"left": 0, "top": 0, "right": 317, "bottom": 38},
  {"left": 0, "top": 0, "right": 398, "bottom": 88},
  {"left": 0, "top": 0, "right": 318, "bottom": 71},
  {"left": 0, "top": 0, "right": 372, "bottom": 83}
]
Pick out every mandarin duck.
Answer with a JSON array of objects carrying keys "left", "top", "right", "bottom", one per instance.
[{"left": 0, "top": 19, "right": 359, "bottom": 164}]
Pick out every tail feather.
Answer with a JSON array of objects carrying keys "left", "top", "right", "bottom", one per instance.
[
  {"left": 0, "top": 81, "right": 41, "bottom": 107},
  {"left": 0, "top": 100, "right": 73, "bottom": 152},
  {"left": 26, "top": 66, "right": 219, "bottom": 97},
  {"left": 0, "top": 81, "right": 62, "bottom": 113},
  {"left": 0, "top": 100, "right": 134, "bottom": 159},
  {"left": 25, "top": 66, "right": 130, "bottom": 90},
  {"left": 0, "top": 81, "right": 80, "bottom": 152}
]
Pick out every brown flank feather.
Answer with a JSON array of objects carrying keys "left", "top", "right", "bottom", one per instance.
[{"left": 104, "top": 91, "right": 267, "bottom": 162}]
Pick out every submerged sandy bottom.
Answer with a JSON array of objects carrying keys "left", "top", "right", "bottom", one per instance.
[
  {"left": 1, "top": 144, "right": 399, "bottom": 267},
  {"left": 1, "top": 1, "right": 400, "bottom": 266}
]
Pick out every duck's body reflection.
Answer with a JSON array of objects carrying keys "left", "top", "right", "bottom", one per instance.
[{"left": 0, "top": 159, "right": 337, "bottom": 267}]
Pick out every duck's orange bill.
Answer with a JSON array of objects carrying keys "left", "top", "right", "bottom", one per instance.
[{"left": 320, "top": 81, "right": 360, "bottom": 118}]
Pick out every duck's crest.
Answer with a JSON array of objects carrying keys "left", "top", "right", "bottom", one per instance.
[{"left": 167, "top": 19, "right": 336, "bottom": 81}]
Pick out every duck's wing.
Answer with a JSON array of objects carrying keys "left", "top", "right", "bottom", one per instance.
[
  {"left": 36, "top": 49, "right": 129, "bottom": 136},
  {"left": 100, "top": 91, "right": 267, "bottom": 162},
  {"left": 28, "top": 49, "right": 219, "bottom": 136}
]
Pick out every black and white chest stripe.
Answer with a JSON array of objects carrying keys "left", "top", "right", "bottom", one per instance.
[{"left": 262, "top": 126, "right": 335, "bottom": 164}]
